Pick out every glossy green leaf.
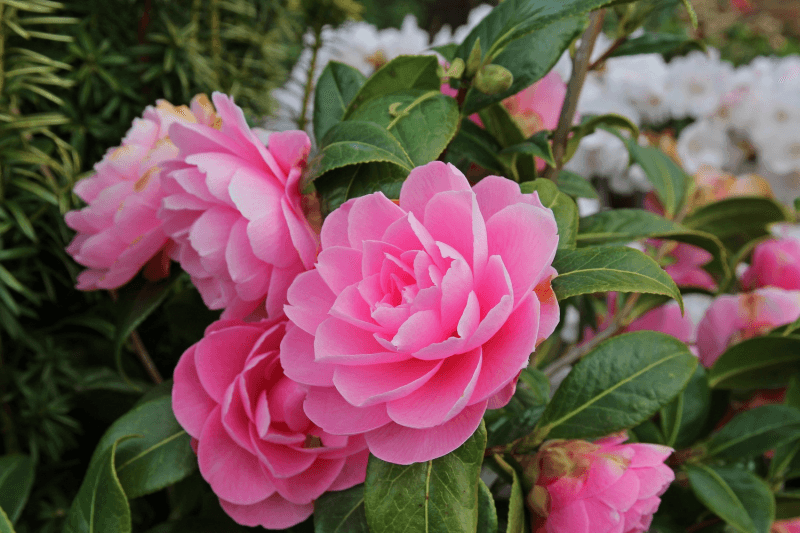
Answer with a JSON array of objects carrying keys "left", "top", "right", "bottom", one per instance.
[
  {"left": 0, "top": 455, "right": 34, "bottom": 523},
  {"left": 314, "top": 484, "right": 368, "bottom": 533},
  {"left": 502, "top": 132, "right": 555, "bottom": 166},
  {"left": 477, "top": 479, "right": 499, "bottom": 533},
  {"left": 705, "top": 405, "right": 800, "bottom": 460},
  {"left": 684, "top": 197, "right": 791, "bottom": 252},
  {"left": 344, "top": 56, "right": 440, "bottom": 119},
  {"left": 521, "top": 179, "right": 578, "bottom": 249},
  {"left": 708, "top": 335, "right": 800, "bottom": 389},
  {"left": 364, "top": 421, "right": 486, "bottom": 533},
  {"left": 555, "top": 170, "right": 598, "bottom": 199},
  {"left": 64, "top": 436, "right": 133, "bottom": 533},
  {"left": 91, "top": 396, "right": 196, "bottom": 499},
  {"left": 446, "top": 119, "right": 506, "bottom": 174},
  {"left": 576, "top": 209, "right": 730, "bottom": 277},
  {"left": 0, "top": 508, "right": 16, "bottom": 533},
  {"left": 314, "top": 61, "right": 367, "bottom": 141},
  {"left": 685, "top": 464, "right": 774, "bottom": 533},
  {"left": 314, "top": 161, "right": 408, "bottom": 214},
  {"left": 551, "top": 246, "right": 683, "bottom": 308},
  {"left": 478, "top": 103, "right": 536, "bottom": 181},
  {"left": 660, "top": 365, "right": 711, "bottom": 448},
  {"left": 609, "top": 33, "right": 705, "bottom": 57},
  {"left": 534, "top": 332, "right": 697, "bottom": 441},
  {"left": 617, "top": 136, "right": 689, "bottom": 218},
  {"left": 314, "top": 121, "right": 414, "bottom": 176},
  {"left": 492, "top": 455, "right": 526, "bottom": 533},
  {"left": 349, "top": 90, "right": 459, "bottom": 166},
  {"left": 461, "top": 16, "right": 585, "bottom": 115},
  {"left": 432, "top": 43, "right": 458, "bottom": 62}
]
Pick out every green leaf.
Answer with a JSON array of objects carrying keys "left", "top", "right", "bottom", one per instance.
[
  {"left": 708, "top": 335, "right": 800, "bottom": 389},
  {"left": 349, "top": 90, "right": 459, "bottom": 166},
  {"left": 550, "top": 246, "right": 683, "bottom": 308},
  {"left": 0, "top": 455, "right": 34, "bottom": 523},
  {"left": 534, "top": 331, "right": 697, "bottom": 441},
  {"left": 477, "top": 479, "right": 499, "bottom": 533},
  {"left": 501, "top": 132, "right": 555, "bottom": 167},
  {"left": 660, "top": 365, "right": 711, "bottom": 448},
  {"left": 64, "top": 436, "right": 133, "bottom": 533},
  {"left": 344, "top": 56, "right": 440, "bottom": 119},
  {"left": 364, "top": 421, "right": 486, "bottom": 533},
  {"left": 313, "top": 61, "right": 367, "bottom": 141},
  {"left": 521, "top": 179, "right": 578, "bottom": 249},
  {"left": 555, "top": 170, "right": 598, "bottom": 199},
  {"left": 90, "top": 397, "right": 196, "bottom": 499},
  {"left": 685, "top": 464, "right": 774, "bottom": 533},
  {"left": 431, "top": 43, "right": 458, "bottom": 62},
  {"left": 576, "top": 208, "right": 730, "bottom": 278},
  {"left": 314, "top": 121, "right": 414, "bottom": 176},
  {"left": 478, "top": 103, "right": 536, "bottom": 181},
  {"left": 454, "top": 0, "right": 631, "bottom": 66},
  {"left": 314, "top": 162, "right": 408, "bottom": 214},
  {"left": 609, "top": 33, "right": 705, "bottom": 57},
  {"left": 566, "top": 115, "right": 639, "bottom": 162},
  {"left": 484, "top": 368, "right": 549, "bottom": 447},
  {"left": 705, "top": 405, "right": 800, "bottom": 460},
  {"left": 314, "top": 484, "right": 368, "bottom": 533},
  {"left": 0, "top": 508, "right": 16, "bottom": 533},
  {"left": 616, "top": 136, "right": 689, "bottom": 218},
  {"left": 446, "top": 119, "right": 506, "bottom": 174},
  {"left": 684, "top": 197, "right": 791, "bottom": 252},
  {"left": 113, "top": 273, "right": 178, "bottom": 386},
  {"left": 461, "top": 16, "right": 585, "bottom": 115},
  {"left": 491, "top": 455, "right": 526, "bottom": 533}
]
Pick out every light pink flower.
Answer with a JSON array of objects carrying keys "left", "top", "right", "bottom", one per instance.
[
  {"left": 741, "top": 236, "right": 800, "bottom": 291},
  {"left": 773, "top": 518, "right": 800, "bottom": 533},
  {"left": 645, "top": 239, "right": 716, "bottom": 292},
  {"left": 65, "top": 95, "right": 217, "bottom": 290},
  {"left": 282, "top": 161, "right": 559, "bottom": 464},
  {"left": 159, "top": 92, "right": 318, "bottom": 319},
  {"left": 529, "top": 433, "right": 674, "bottom": 533},
  {"left": 696, "top": 288, "right": 800, "bottom": 367},
  {"left": 584, "top": 294, "right": 695, "bottom": 347},
  {"left": 172, "top": 317, "right": 368, "bottom": 530}
]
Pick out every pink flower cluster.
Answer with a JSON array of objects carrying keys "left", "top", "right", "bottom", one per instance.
[
  {"left": 528, "top": 433, "right": 674, "bottom": 533},
  {"left": 65, "top": 90, "right": 571, "bottom": 527}
]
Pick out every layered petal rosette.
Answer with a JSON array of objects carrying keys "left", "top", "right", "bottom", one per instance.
[
  {"left": 172, "top": 318, "right": 368, "bottom": 529},
  {"left": 65, "top": 95, "right": 218, "bottom": 290},
  {"left": 159, "top": 92, "right": 318, "bottom": 319},
  {"left": 282, "top": 161, "right": 559, "bottom": 464},
  {"left": 528, "top": 433, "right": 674, "bottom": 533},
  {"left": 696, "top": 287, "right": 800, "bottom": 367}
]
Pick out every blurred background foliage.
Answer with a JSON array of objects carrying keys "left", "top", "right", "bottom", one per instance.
[{"left": 2, "top": 0, "right": 800, "bottom": 531}]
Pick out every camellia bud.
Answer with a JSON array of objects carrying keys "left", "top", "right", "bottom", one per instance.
[
  {"left": 445, "top": 57, "right": 465, "bottom": 80},
  {"left": 465, "top": 38, "right": 482, "bottom": 77},
  {"left": 474, "top": 64, "right": 514, "bottom": 95}
]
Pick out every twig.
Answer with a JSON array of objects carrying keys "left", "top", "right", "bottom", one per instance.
[
  {"left": 297, "top": 26, "right": 324, "bottom": 133},
  {"left": 587, "top": 36, "right": 628, "bottom": 71},
  {"left": 109, "top": 290, "right": 163, "bottom": 384},
  {"left": 543, "top": 10, "right": 606, "bottom": 181}
]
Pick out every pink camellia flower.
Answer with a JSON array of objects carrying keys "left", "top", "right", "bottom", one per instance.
[
  {"left": 741, "top": 234, "right": 800, "bottom": 291},
  {"left": 660, "top": 241, "right": 717, "bottom": 291},
  {"left": 159, "top": 92, "right": 318, "bottom": 319},
  {"left": 172, "top": 317, "right": 368, "bottom": 529},
  {"left": 696, "top": 287, "right": 800, "bottom": 367},
  {"left": 65, "top": 95, "right": 218, "bottom": 290},
  {"left": 281, "top": 161, "right": 559, "bottom": 464},
  {"left": 773, "top": 518, "right": 800, "bottom": 533},
  {"left": 528, "top": 432, "right": 674, "bottom": 533}
]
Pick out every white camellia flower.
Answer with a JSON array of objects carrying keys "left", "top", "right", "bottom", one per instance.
[
  {"left": 713, "top": 59, "right": 773, "bottom": 130},
  {"left": 565, "top": 129, "right": 630, "bottom": 181},
  {"left": 756, "top": 123, "right": 800, "bottom": 176},
  {"left": 605, "top": 54, "right": 670, "bottom": 125},
  {"left": 667, "top": 49, "right": 733, "bottom": 119},
  {"left": 751, "top": 87, "right": 800, "bottom": 149},
  {"left": 677, "top": 119, "right": 742, "bottom": 174}
]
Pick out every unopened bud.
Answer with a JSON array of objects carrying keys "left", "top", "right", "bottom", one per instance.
[
  {"left": 446, "top": 57, "right": 465, "bottom": 80},
  {"left": 474, "top": 64, "right": 513, "bottom": 95},
  {"left": 465, "top": 38, "right": 482, "bottom": 77}
]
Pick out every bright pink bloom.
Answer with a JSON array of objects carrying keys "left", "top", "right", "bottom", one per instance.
[
  {"left": 644, "top": 239, "right": 716, "bottom": 291},
  {"left": 172, "top": 317, "right": 368, "bottom": 530},
  {"left": 773, "top": 518, "right": 800, "bottom": 533},
  {"left": 696, "top": 288, "right": 800, "bottom": 367},
  {"left": 502, "top": 70, "right": 566, "bottom": 138},
  {"left": 585, "top": 294, "right": 695, "bottom": 347},
  {"left": 159, "top": 92, "right": 318, "bottom": 319},
  {"left": 529, "top": 433, "right": 674, "bottom": 533},
  {"left": 282, "top": 161, "right": 559, "bottom": 464},
  {"left": 741, "top": 235, "right": 800, "bottom": 291},
  {"left": 65, "top": 96, "right": 217, "bottom": 290}
]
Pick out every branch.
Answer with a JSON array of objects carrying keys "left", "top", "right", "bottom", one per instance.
[
  {"left": 109, "top": 290, "right": 163, "bottom": 384},
  {"left": 588, "top": 36, "right": 628, "bottom": 71},
  {"left": 297, "top": 26, "right": 324, "bottom": 133},
  {"left": 543, "top": 9, "right": 605, "bottom": 181}
]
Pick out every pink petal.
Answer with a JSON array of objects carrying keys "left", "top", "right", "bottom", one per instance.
[
  {"left": 399, "top": 161, "right": 471, "bottom": 219},
  {"left": 172, "top": 345, "right": 216, "bottom": 438},
  {"left": 314, "top": 317, "right": 411, "bottom": 365},
  {"left": 321, "top": 199, "right": 355, "bottom": 249},
  {"left": 364, "top": 400, "right": 488, "bottom": 464},
  {"left": 279, "top": 323, "right": 335, "bottom": 387},
  {"left": 194, "top": 324, "right": 265, "bottom": 402},
  {"left": 330, "top": 284, "right": 384, "bottom": 332},
  {"left": 423, "top": 190, "right": 488, "bottom": 276},
  {"left": 251, "top": 429, "right": 317, "bottom": 479},
  {"left": 220, "top": 493, "right": 312, "bottom": 530},
  {"left": 545, "top": 500, "right": 590, "bottom": 533},
  {"left": 316, "top": 246, "right": 363, "bottom": 295},
  {"left": 327, "top": 449, "right": 369, "bottom": 491},
  {"left": 284, "top": 269, "right": 336, "bottom": 335},
  {"left": 332, "top": 358, "right": 442, "bottom": 407},
  {"left": 271, "top": 457, "right": 346, "bottom": 504},
  {"left": 304, "top": 386, "right": 392, "bottom": 435},
  {"left": 347, "top": 193, "right": 406, "bottom": 250},
  {"left": 268, "top": 130, "right": 311, "bottom": 177},
  {"left": 225, "top": 219, "right": 270, "bottom": 297}
]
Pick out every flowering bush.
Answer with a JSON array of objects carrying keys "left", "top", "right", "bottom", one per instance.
[{"left": 40, "top": 1, "right": 800, "bottom": 533}]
